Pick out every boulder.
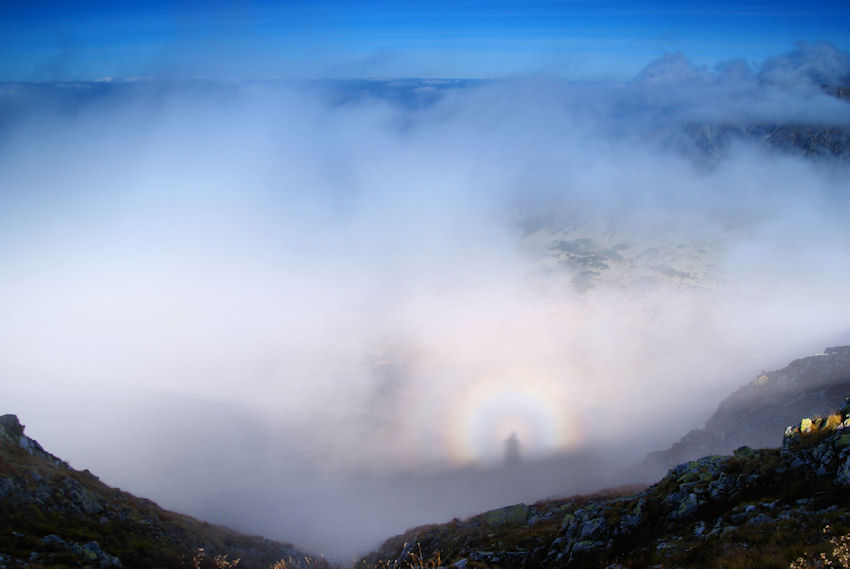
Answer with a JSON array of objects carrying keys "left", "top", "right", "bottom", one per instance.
[{"left": 0, "top": 414, "right": 24, "bottom": 439}]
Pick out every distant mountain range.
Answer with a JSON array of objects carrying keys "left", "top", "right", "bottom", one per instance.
[
  {"left": 672, "top": 122, "right": 850, "bottom": 163},
  {"left": 4, "top": 78, "right": 848, "bottom": 166}
]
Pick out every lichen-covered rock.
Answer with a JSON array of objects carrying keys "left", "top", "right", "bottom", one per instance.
[
  {"left": 672, "top": 492, "right": 700, "bottom": 520},
  {"left": 484, "top": 503, "right": 529, "bottom": 527},
  {"left": 469, "top": 549, "right": 527, "bottom": 568},
  {"left": 707, "top": 473, "right": 733, "bottom": 500},
  {"left": 569, "top": 540, "right": 606, "bottom": 558},
  {"left": 578, "top": 517, "right": 608, "bottom": 541},
  {"left": 35, "top": 535, "right": 123, "bottom": 568},
  {"left": 619, "top": 497, "right": 647, "bottom": 532},
  {"left": 733, "top": 446, "right": 756, "bottom": 460}
]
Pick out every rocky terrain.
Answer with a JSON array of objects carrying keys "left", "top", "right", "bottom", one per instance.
[
  {"left": 5, "top": 347, "right": 850, "bottom": 568},
  {"left": 656, "top": 83, "right": 850, "bottom": 164},
  {"left": 676, "top": 123, "right": 850, "bottom": 163},
  {"left": 641, "top": 345, "right": 850, "bottom": 478},
  {"left": 0, "top": 415, "right": 312, "bottom": 569},
  {"left": 358, "top": 399, "right": 850, "bottom": 569},
  {"left": 521, "top": 230, "right": 718, "bottom": 294}
]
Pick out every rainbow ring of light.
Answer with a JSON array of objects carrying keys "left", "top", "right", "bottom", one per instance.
[{"left": 447, "top": 368, "right": 584, "bottom": 465}]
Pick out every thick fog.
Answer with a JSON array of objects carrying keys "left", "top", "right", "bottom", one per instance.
[{"left": 2, "top": 42, "right": 850, "bottom": 559}]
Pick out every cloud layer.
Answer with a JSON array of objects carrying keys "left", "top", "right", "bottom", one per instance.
[{"left": 2, "top": 43, "right": 850, "bottom": 559}]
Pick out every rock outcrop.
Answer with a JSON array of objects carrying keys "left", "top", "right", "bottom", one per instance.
[
  {"left": 0, "top": 415, "right": 64, "bottom": 467},
  {"left": 0, "top": 414, "right": 311, "bottom": 569}
]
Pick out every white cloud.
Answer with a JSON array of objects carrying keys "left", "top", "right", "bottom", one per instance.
[{"left": 1, "top": 44, "right": 850, "bottom": 558}]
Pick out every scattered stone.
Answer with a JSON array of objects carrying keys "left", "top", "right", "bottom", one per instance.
[
  {"left": 748, "top": 513, "right": 772, "bottom": 526},
  {"left": 693, "top": 521, "right": 706, "bottom": 536}
]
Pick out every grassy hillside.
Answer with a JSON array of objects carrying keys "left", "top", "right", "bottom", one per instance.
[
  {"left": 0, "top": 414, "right": 312, "bottom": 569},
  {"left": 358, "top": 403, "right": 850, "bottom": 569}
]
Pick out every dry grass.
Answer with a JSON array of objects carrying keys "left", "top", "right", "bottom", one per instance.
[
  {"left": 406, "top": 543, "right": 442, "bottom": 569},
  {"left": 272, "top": 544, "right": 444, "bottom": 569},
  {"left": 193, "top": 548, "right": 241, "bottom": 569},
  {"left": 790, "top": 526, "right": 850, "bottom": 569}
]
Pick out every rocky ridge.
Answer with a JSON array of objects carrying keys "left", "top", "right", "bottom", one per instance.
[
  {"left": 358, "top": 399, "right": 850, "bottom": 568},
  {"left": 0, "top": 414, "right": 311, "bottom": 569},
  {"left": 641, "top": 345, "right": 850, "bottom": 477},
  {"left": 673, "top": 123, "right": 850, "bottom": 163}
]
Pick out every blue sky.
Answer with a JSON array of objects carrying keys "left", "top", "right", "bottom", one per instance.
[
  {"left": 3, "top": 1, "right": 850, "bottom": 561},
  {"left": 2, "top": 0, "right": 850, "bottom": 81}
]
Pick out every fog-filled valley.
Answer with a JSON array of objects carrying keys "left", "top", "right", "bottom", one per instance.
[{"left": 2, "top": 41, "right": 850, "bottom": 560}]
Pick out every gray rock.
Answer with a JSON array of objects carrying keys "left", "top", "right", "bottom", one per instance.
[
  {"left": 748, "top": 513, "right": 772, "bottom": 526},
  {"left": 579, "top": 517, "right": 608, "bottom": 541},
  {"left": 693, "top": 521, "right": 706, "bottom": 536},
  {"left": 836, "top": 456, "right": 850, "bottom": 486},
  {"left": 0, "top": 415, "right": 24, "bottom": 439},
  {"left": 0, "top": 477, "right": 19, "bottom": 501},
  {"left": 41, "top": 534, "right": 66, "bottom": 545},
  {"left": 671, "top": 492, "right": 700, "bottom": 519},
  {"left": 570, "top": 540, "right": 605, "bottom": 556}
]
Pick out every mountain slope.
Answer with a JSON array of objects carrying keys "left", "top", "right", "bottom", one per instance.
[
  {"left": 358, "top": 400, "right": 850, "bottom": 569},
  {"left": 641, "top": 345, "right": 850, "bottom": 478},
  {"left": 357, "top": 348, "right": 850, "bottom": 569},
  {"left": 0, "top": 414, "right": 311, "bottom": 569}
]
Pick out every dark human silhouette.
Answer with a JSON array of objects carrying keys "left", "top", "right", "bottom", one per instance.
[{"left": 504, "top": 431, "right": 521, "bottom": 466}]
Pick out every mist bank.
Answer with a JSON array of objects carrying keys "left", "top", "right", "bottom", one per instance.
[{"left": 2, "top": 42, "right": 850, "bottom": 560}]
